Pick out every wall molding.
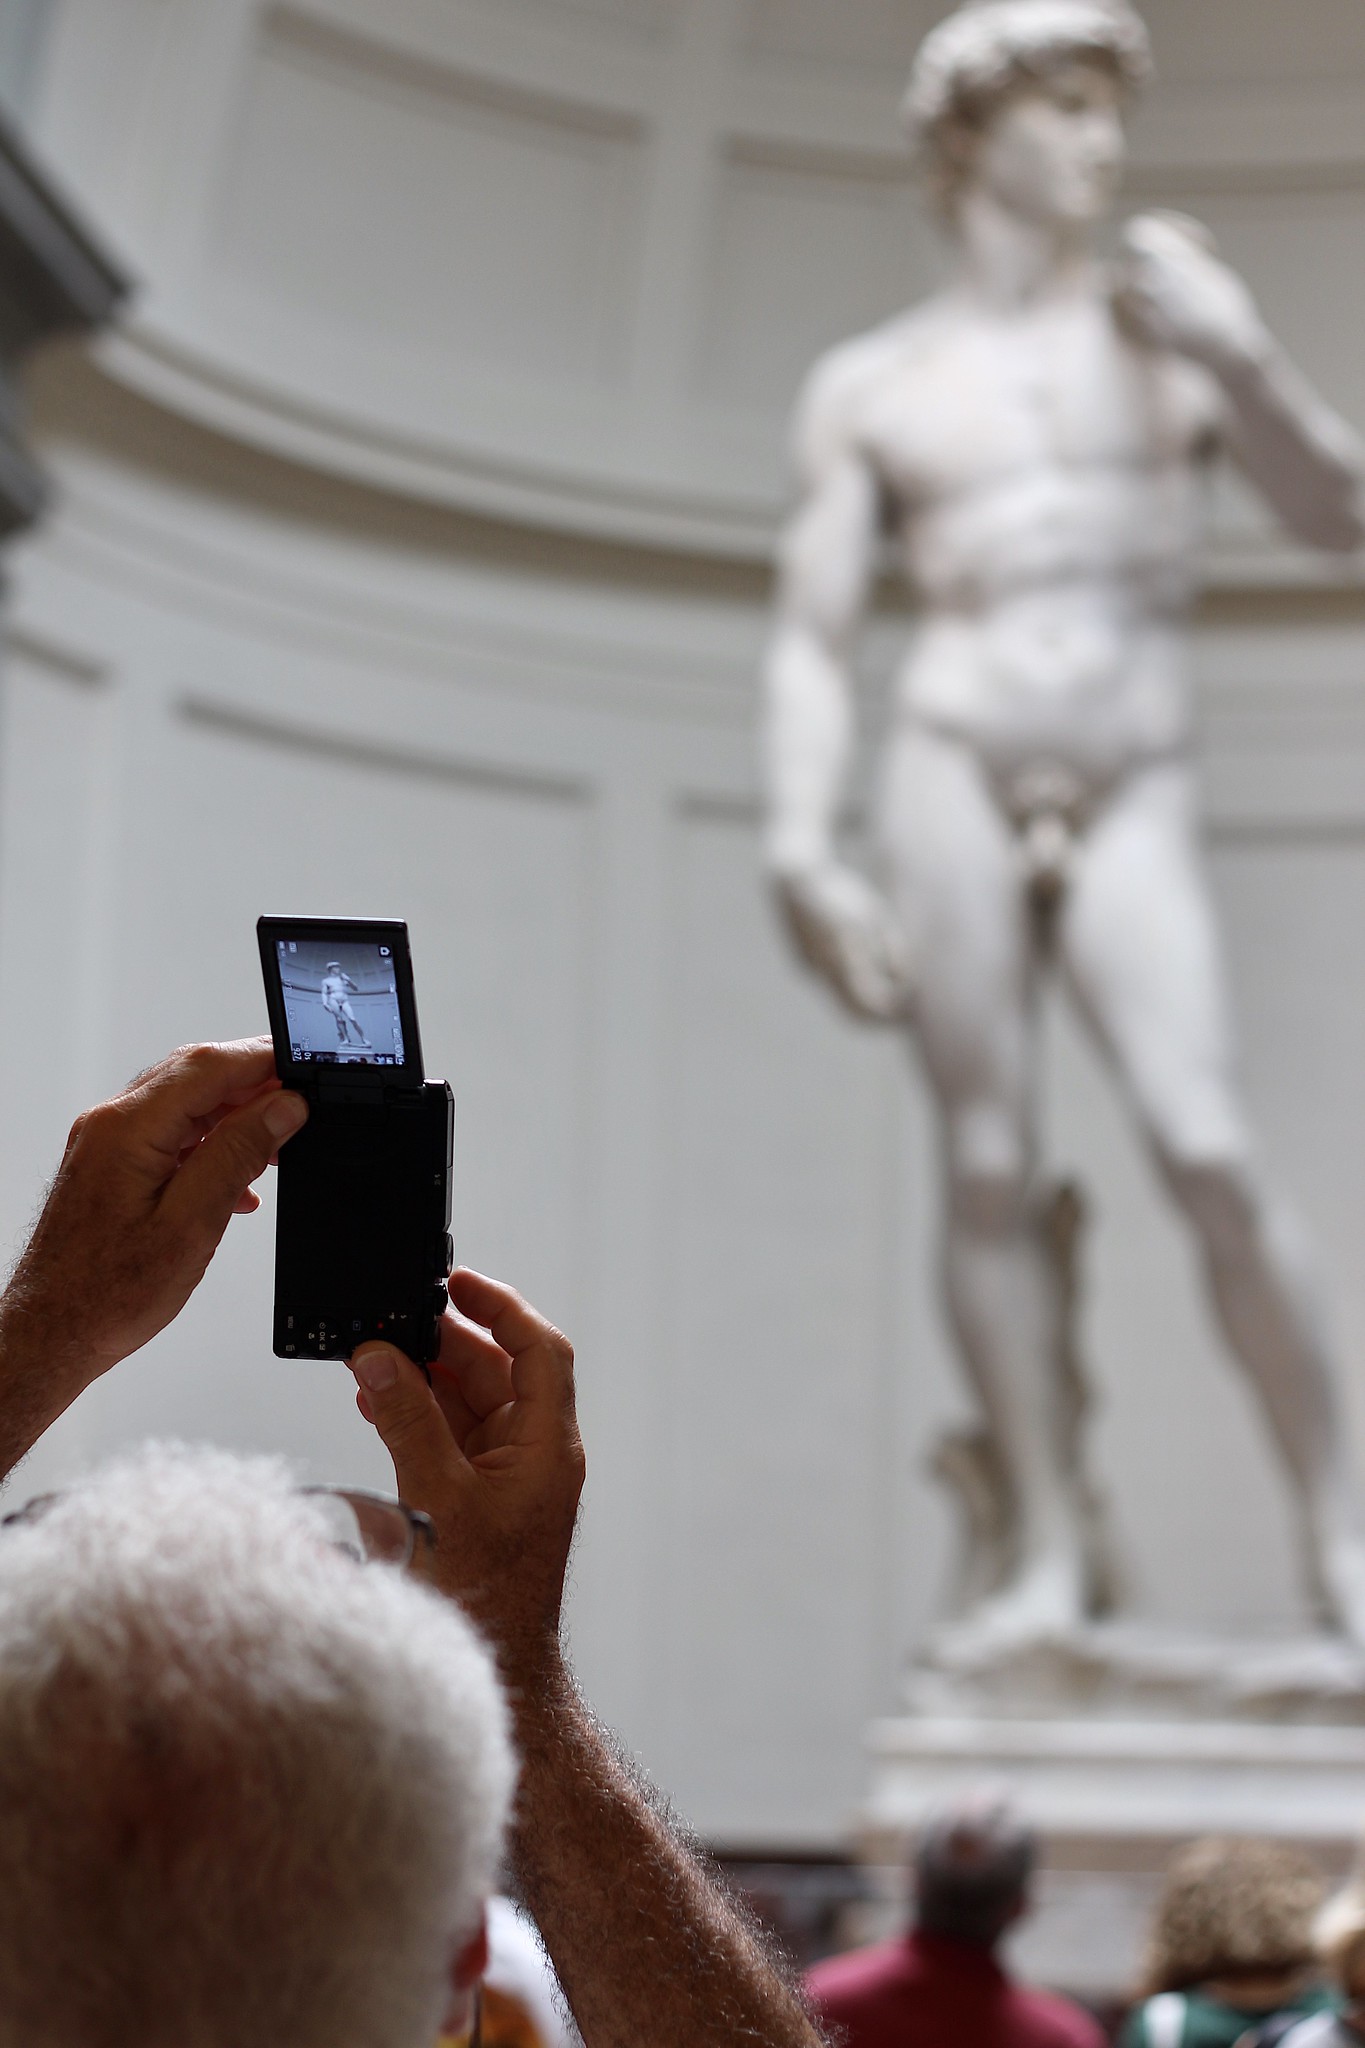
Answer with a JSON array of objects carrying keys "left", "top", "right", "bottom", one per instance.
[
  {"left": 176, "top": 693, "right": 594, "bottom": 807},
  {"left": 89, "top": 318, "right": 1365, "bottom": 590},
  {"left": 17, "top": 400, "right": 1365, "bottom": 853},
  {"left": 30, "top": 0, "right": 1362, "bottom": 568},
  {"left": 98, "top": 324, "right": 778, "bottom": 562},
  {"left": 265, "top": 0, "right": 651, "bottom": 142}
]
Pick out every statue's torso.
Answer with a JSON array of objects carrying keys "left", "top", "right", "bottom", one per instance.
[{"left": 834, "top": 285, "right": 1223, "bottom": 784}]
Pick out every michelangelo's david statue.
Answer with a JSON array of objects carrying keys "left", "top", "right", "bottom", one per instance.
[{"left": 761, "top": 0, "right": 1365, "bottom": 1661}]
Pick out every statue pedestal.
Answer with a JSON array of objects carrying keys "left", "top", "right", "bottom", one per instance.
[
  {"left": 869, "top": 1713, "right": 1365, "bottom": 1847},
  {"left": 860, "top": 1629, "right": 1365, "bottom": 1997}
]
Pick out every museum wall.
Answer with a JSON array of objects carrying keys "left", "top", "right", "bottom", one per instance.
[{"left": 1, "top": 0, "right": 1364, "bottom": 1848}]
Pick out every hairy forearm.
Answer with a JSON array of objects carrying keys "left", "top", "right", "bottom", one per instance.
[
  {"left": 1222, "top": 343, "right": 1365, "bottom": 552},
  {"left": 0, "top": 1291, "right": 91, "bottom": 1484},
  {"left": 507, "top": 1646, "right": 826, "bottom": 2048}
]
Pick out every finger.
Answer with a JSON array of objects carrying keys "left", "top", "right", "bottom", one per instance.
[
  {"left": 433, "top": 1306, "right": 514, "bottom": 1417},
  {"left": 461, "top": 1408, "right": 519, "bottom": 1465},
  {"left": 126, "top": 1037, "right": 276, "bottom": 1105},
  {"left": 350, "top": 1343, "right": 469, "bottom": 1506},
  {"left": 201, "top": 1079, "right": 283, "bottom": 1134},
  {"left": 429, "top": 1372, "right": 485, "bottom": 1453},
  {"left": 446, "top": 1270, "right": 575, "bottom": 1412},
  {"left": 159, "top": 1088, "right": 307, "bottom": 1252},
  {"left": 122, "top": 1041, "right": 280, "bottom": 1162}
]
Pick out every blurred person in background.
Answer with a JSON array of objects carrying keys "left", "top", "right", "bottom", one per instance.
[
  {"left": 806, "top": 1790, "right": 1103, "bottom": 2048},
  {"left": 1121, "top": 1837, "right": 1334, "bottom": 2048},
  {"left": 1267, "top": 1857, "right": 1365, "bottom": 2048},
  {"left": 438, "top": 1899, "right": 581, "bottom": 2048}
]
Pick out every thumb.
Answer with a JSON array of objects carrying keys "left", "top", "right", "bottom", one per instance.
[
  {"left": 163, "top": 1089, "right": 308, "bottom": 1245},
  {"left": 351, "top": 1344, "right": 466, "bottom": 1508}
]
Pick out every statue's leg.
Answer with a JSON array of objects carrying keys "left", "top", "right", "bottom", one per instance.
[
  {"left": 1060, "top": 760, "right": 1365, "bottom": 1640},
  {"left": 882, "top": 727, "right": 1087, "bottom": 1647}
]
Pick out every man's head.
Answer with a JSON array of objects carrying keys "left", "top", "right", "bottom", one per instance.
[
  {"left": 913, "top": 1791, "right": 1037, "bottom": 1949},
  {"left": 1142, "top": 1836, "right": 1327, "bottom": 1997},
  {"left": 1317, "top": 1867, "right": 1365, "bottom": 2005},
  {"left": 903, "top": 0, "right": 1152, "bottom": 220},
  {"left": 0, "top": 1445, "right": 514, "bottom": 2048}
]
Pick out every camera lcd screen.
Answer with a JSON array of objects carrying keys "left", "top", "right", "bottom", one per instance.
[{"left": 274, "top": 937, "right": 406, "bottom": 1068}]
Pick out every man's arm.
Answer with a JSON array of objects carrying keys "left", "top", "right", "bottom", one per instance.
[
  {"left": 762, "top": 362, "right": 911, "bottom": 1022},
  {"left": 511, "top": 1659, "right": 820, "bottom": 2048},
  {"left": 0, "top": 1041, "right": 307, "bottom": 1481},
  {"left": 1117, "top": 211, "right": 1365, "bottom": 552},
  {"left": 350, "top": 1275, "right": 827, "bottom": 2048}
]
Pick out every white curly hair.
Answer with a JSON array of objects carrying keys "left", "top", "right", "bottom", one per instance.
[
  {"left": 0, "top": 1444, "right": 515, "bottom": 2048},
  {"left": 903, "top": 0, "right": 1153, "bottom": 146}
]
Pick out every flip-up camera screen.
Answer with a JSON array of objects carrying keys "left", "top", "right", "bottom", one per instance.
[{"left": 274, "top": 937, "right": 406, "bottom": 1068}]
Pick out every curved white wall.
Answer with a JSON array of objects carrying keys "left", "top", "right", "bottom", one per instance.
[
  {"left": 3, "top": 0, "right": 1365, "bottom": 1845},
  {"left": 25, "top": 0, "right": 1365, "bottom": 563}
]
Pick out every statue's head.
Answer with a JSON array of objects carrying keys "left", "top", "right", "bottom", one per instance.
[{"left": 903, "top": 1, "right": 1153, "bottom": 225}]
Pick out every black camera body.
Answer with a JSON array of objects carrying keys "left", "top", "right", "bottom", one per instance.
[{"left": 258, "top": 917, "right": 453, "bottom": 1366}]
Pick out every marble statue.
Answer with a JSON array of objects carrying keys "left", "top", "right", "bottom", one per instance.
[{"left": 761, "top": 0, "right": 1365, "bottom": 1665}]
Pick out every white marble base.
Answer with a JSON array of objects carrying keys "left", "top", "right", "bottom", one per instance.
[
  {"left": 1009, "top": 1865, "right": 1168, "bottom": 2000},
  {"left": 864, "top": 1714, "right": 1365, "bottom": 1994},
  {"left": 867, "top": 1713, "right": 1365, "bottom": 1845},
  {"left": 862, "top": 1631, "right": 1365, "bottom": 1994},
  {"left": 909, "top": 1622, "right": 1365, "bottom": 1726}
]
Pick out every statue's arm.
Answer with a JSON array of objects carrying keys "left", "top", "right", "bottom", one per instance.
[
  {"left": 1117, "top": 212, "right": 1365, "bottom": 552},
  {"left": 762, "top": 409, "right": 878, "bottom": 881},
  {"left": 760, "top": 377, "right": 911, "bottom": 1021},
  {"left": 1217, "top": 345, "right": 1365, "bottom": 554}
]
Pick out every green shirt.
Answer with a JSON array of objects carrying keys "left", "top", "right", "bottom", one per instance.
[{"left": 1120, "top": 1986, "right": 1337, "bottom": 2048}]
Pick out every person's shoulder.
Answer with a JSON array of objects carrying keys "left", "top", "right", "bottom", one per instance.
[
  {"left": 790, "top": 302, "right": 949, "bottom": 471},
  {"left": 1259, "top": 2013, "right": 1347, "bottom": 2048},
  {"left": 1115, "top": 2005, "right": 1147, "bottom": 2048},
  {"left": 1010, "top": 1980, "right": 1108, "bottom": 2048},
  {"left": 806, "top": 1938, "right": 914, "bottom": 2009}
]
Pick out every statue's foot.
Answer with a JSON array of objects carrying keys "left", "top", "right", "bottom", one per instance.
[
  {"left": 1314, "top": 1533, "right": 1365, "bottom": 1650},
  {"left": 930, "top": 1551, "right": 1088, "bottom": 1672}
]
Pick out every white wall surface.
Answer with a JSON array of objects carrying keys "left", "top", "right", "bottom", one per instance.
[
  {"left": 3, "top": 0, "right": 1365, "bottom": 1846},
  {"left": 0, "top": 0, "right": 55, "bottom": 122}
]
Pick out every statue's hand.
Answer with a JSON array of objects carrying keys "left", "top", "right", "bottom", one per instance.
[
  {"left": 1114, "top": 212, "right": 1271, "bottom": 376},
  {"left": 774, "top": 861, "right": 912, "bottom": 1023}
]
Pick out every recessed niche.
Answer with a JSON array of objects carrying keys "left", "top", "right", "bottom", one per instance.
[
  {"left": 693, "top": 145, "right": 944, "bottom": 418},
  {"left": 742, "top": 0, "right": 938, "bottom": 78},
  {"left": 213, "top": 9, "right": 648, "bottom": 389}
]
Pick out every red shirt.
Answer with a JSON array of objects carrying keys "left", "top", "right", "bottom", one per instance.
[{"left": 806, "top": 1930, "right": 1105, "bottom": 2048}]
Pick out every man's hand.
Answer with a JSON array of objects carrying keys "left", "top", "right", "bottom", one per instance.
[
  {"left": 1114, "top": 211, "right": 1272, "bottom": 376},
  {"left": 776, "top": 861, "right": 913, "bottom": 1023},
  {"left": 0, "top": 1039, "right": 307, "bottom": 1410},
  {"left": 352, "top": 1275, "right": 825, "bottom": 2048},
  {"left": 349, "top": 1269, "right": 585, "bottom": 1672}
]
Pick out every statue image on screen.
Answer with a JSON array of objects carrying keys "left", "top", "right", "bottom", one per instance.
[{"left": 761, "top": 0, "right": 1365, "bottom": 1668}]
